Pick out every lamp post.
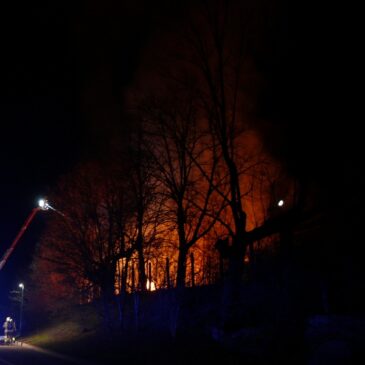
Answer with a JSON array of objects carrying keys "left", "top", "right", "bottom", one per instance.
[{"left": 18, "top": 283, "right": 24, "bottom": 336}]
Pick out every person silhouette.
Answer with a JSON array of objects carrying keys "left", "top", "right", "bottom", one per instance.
[{"left": 3, "top": 317, "right": 16, "bottom": 344}]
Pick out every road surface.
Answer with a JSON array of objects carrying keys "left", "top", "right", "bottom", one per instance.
[{"left": 0, "top": 343, "right": 96, "bottom": 365}]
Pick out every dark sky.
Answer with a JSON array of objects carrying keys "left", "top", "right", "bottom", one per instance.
[
  {"left": 0, "top": 0, "right": 190, "bottom": 315},
  {"left": 1, "top": 2, "right": 76, "bottom": 309},
  {"left": 0, "top": 0, "right": 154, "bottom": 310}
]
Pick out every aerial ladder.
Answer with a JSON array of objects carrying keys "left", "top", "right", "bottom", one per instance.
[{"left": 0, "top": 199, "right": 54, "bottom": 271}]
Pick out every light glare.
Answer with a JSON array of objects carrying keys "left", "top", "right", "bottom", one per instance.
[{"left": 146, "top": 279, "right": 156, "bottom": 291}]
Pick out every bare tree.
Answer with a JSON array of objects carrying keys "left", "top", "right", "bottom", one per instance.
[
  {"left": 138, "top": 85, "right": 223, "bottom": 289},
  {"left": 124, "top": 1, "right": 294, "bottom": 295},
  {"left": 173, "top": 0, "right": 265, "bottom": 282},
  {"left": 124, "top": 120, "right": 164, "bottom": 291},
  {"left": 32, "top": 161, "right": 134, "bottom": 324}
]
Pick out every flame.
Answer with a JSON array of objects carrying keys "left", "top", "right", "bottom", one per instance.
[{"left": 146, "top": 279, "right": 156, "bottom": 291}]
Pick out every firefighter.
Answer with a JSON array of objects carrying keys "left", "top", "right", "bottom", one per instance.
[{"left": 3, "top": 317, "right": 16, "bottom": 344}]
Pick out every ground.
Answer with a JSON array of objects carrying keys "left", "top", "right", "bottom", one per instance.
[{"left": 19, "top": 290, "right": 365, "bottom": 365}]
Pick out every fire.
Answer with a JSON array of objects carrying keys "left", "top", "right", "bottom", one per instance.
[{"left": 146, "top": 279, "right": 156, "bottom": 291}]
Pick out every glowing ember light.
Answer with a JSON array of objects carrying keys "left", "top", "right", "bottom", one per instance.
[
  {"left": 277, "top": 199, "right": 284, "bottom": 207},
  {"left": 146, "top": 279, "right": 156, "bottom": 291}
]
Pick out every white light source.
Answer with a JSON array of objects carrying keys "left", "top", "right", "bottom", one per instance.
[
  {"left": 278, "top": 199, "right": 284, "bottom": 207},
  {"left": 38, "top": 199, "right": 46, "bottom": 209},
  {"left": 38, "top": 198, "right": 54, "bottom": 211},
  {"left": 19, "top": 283, "right": 24, "bottom": 289}
]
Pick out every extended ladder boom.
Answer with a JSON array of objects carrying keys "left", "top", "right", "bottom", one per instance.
[{"left": 0, "top": 207, "right": 41, "bottom": 270}]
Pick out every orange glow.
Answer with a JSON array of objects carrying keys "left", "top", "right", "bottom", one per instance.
[
  {"left": 146, "top": 279, "right": 156, "bottom": 291},
  {"left": 112, "top": 133, "right": 293, "bottom": 292}
]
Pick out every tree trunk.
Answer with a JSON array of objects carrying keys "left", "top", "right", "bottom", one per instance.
[
  {"left": 176, "top": 202, "right": 188, "bottom": 289},
  {"left": 176, "top": 247, "right": 188, "bottom": 289},
  {"left": 136, "top": 217, "right": 147, "bottom": 291},
  {"left": 100, "top": 262, "right": 117, "bottom": 329},
  {"left": 223, "top": 152, "right": 247, "bottom": 282},
  {"left": 190, "top": 253, "right": 195, "bottom": 287},
  {"left": 166, "top": 257, "right": 170, "bottom": 288}
]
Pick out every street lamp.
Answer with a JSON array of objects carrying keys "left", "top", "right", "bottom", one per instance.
[{"left": 18, "top": 283, "right": 24, "bottom": 336}]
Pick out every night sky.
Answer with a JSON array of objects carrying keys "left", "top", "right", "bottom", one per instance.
[
  {"left": 0, "top": 0, "right": 190, "bottom": 314},
  {"left": 1, "top": 2, "right": 78, "bottom": 309},
  {"left": 0, "top": 0, "right": 153, "bottom": 310}
]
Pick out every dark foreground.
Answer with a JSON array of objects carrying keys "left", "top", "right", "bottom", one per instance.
[
  {"left": 4, "top": 320, "right": 364, "bottom": 365},
  {"left": 0, "top": 337, "right": 246, "bottom": 365},
  {"left": 0, "top": 343, "right": 93, "bottom": 365},
  {"left": 37, "top": 332, "right": 249, "bottom": 365},
  {"left": 19, "top": 285, "right": 365, "bottom": 365}
]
